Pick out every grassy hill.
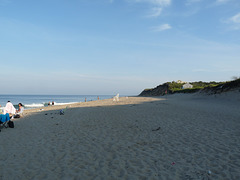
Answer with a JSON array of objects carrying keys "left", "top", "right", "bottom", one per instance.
[{"left": 139, "top": 79, "right": 240, "bottom": 96}]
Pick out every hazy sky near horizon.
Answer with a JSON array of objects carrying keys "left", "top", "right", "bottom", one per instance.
[{"left": 0, "top": 0, "right": 240, "bottom": 95}]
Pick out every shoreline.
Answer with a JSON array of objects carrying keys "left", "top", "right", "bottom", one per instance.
[
  {"left": 0, "top": 94, "right": 117, "bottom": 111},
  {"left": 21, "top": 96, "right": 157, "bottom": 117},
  {"left": 1, "top": 93, "right": 240, "bottom": 179}
]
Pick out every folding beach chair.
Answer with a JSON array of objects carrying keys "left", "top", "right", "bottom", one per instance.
[
  {"left": 113, "top": 93, "right": 120, "bottom": 101},
  {"left": 0, "top": 113, "right": 10, "bottom": 131}
]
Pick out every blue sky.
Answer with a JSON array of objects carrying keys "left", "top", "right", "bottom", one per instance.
[{"left": 0, "top": 0, "right": 240, "bottom": 95}]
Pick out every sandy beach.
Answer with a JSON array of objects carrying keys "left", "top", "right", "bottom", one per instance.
[{"left": 0, "top": 91, "right": 240, "bottom": 180}]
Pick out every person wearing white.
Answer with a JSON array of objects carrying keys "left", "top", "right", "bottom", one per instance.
[{"left": 4, "top": 101, "right": 16, "bottom": 115}]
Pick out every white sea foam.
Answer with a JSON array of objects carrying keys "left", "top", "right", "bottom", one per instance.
[
  {"left": 24, "top": 102, "right": 79, "bottom": 108},
  {"left": 53, "top": 102, "right": 79, "bottom": 106},
  {"left": 24, "top": 103, "right": 44, "bottom": 108}
]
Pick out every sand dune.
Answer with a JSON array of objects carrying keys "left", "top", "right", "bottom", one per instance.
[{"left": 0, "top": 92, "right": 240, "bottom": 180}]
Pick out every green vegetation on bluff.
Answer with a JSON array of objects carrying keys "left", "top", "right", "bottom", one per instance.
[{"left": 168, "top": 81, "right": 224, "bottom": 93}]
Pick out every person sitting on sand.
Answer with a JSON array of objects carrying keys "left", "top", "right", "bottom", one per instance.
[
  {"left": 14, "top": 103, "right": 24, "bottom": 118},
  {"left": 16, "top": 103, "right": 24, "bottom": 114},
  {"left": 4, "top": 101, "right": 16, "bottom": 116}
]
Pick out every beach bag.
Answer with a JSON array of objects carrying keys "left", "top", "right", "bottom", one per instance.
[
  {"left": 8, "top": 120, "right": 14, "bottom": 128},
  {"left": 14, "top": 114, "right": 21, "bottom": 118}
]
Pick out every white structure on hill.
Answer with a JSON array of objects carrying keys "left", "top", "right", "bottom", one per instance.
[
  {"left": 177, "top": 80, "right": 187, "bottom": 84},
  {"left": 182, "top": 83, "right": 193, "bottom": 89}
]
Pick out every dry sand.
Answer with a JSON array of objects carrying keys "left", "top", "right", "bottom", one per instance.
[{"left": 0, "top": 91, "right": 240, "bottom": 180}]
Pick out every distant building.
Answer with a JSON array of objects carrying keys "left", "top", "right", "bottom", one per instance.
[
  {"left": 182, "top": 83, "right": 193, "bottom": 89},
  {"left": 177, "top": 80, "right": 187, "bottom": 84}
]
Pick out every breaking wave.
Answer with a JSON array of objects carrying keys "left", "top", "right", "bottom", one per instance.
[{"left": 24, "top": 103, "right": 45, "bottom": 108}]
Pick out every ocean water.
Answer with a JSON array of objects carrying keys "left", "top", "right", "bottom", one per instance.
[{"left": 0, "top": 95, "right": 115, "bottom": 110}]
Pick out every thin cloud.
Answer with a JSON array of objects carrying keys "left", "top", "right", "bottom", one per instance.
[
  {"left": 216, "top": 0, "right": 230, "bottom": 4},
  {"left": 184, "top": 0, "right": 202, "bottom": 16},
  {"left": 133, "top": 0, "right": 171, "bottom": 6},
  {"left": 230, "top": 13, "right": 240, "bottom": 23},
  {"left": 151, "top": 24, "right": 172, "bottom": 32},
  {"left": 129, "top": 0, "right": 171, "bottom": 17},
  {"left": 147, "top": 7, "right": 162, "bottom": 17},
  {"left": 186, "top": 0, "right": 202, "bottom": 5},
  {"left": 225, "top": 12, "right": 240, "bottom": 30}
]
